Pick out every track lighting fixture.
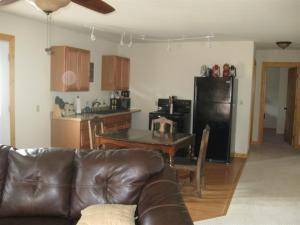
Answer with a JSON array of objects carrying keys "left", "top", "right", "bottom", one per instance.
[
  {"left": 85, "top": 25, "right": 216, "bottom": 51},
  {"left": 206, "top": 36, "right": 212, "bottom": 48},
  {"left": 90, "top": 26, "right": 96, "bottom": 41},
  {"left": 120, "top": 32, "right": 125, "bottom": 46},
  {"left": 128, "top": 34, "right": 133, "bottom": 48}
]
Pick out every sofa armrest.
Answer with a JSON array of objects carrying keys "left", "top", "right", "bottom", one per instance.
[{"left": 137, "top": 166, "right": 193, "bottom": 225}]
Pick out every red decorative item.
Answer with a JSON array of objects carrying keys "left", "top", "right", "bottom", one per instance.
[
  {"left": 223, "top": 63, "right": 230, "bottom": 77},
  {"left": 212, "top": 64, "right": 220, "bottom": 77}
]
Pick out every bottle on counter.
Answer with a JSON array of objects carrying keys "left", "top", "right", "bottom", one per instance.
[{"left": 76, "top": 96, "right": 81, "bottom": 114}]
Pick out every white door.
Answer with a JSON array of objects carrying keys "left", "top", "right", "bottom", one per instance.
[{"left": 0, "top": 41, "right": 10, "bottom": 145}]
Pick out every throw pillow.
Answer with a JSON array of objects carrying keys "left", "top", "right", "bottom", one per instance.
[{"left": 77, "top": 204, "right": 137, "bottom": 225}]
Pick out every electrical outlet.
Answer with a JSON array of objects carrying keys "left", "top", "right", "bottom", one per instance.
[{"left": 36, "top": 105, "right": 40, "bottom": 112}]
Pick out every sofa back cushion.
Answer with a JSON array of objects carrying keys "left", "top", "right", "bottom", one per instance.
[
  {"left": 0, "top": 148, "right": 74, "bottom": 217},
  {"left": 70, "top": 149, "right": 164, "bottom": 219},
  {"left": 0, "top": 145, "right": 11, "bottom": 202}
]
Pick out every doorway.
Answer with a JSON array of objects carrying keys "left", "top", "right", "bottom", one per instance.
[
  {"left": 0, "top": 33, "right": 15, "bottom": 146},
  {"left": 258, "top": 62, "right": 300, "bottom": 148}
]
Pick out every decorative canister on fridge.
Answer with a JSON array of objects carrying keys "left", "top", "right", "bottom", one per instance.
[
  {"left": 211, "top": 64, "right": 220, "bottom": 77},
  {"left": 223, "top": 63, "right": 230, "bottom": 77},
  {"left": 230, "top": 65, "right": 237, "bottom": 77},
  {"left": 200, "top": 65, "right": 210, "bottom": 77}
]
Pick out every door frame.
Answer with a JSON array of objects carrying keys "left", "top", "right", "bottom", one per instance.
[
  {"left": 249, "top": 59, "right": 256, "bottom": 144},
  {"left": 0, "top": 33, "right": 15, "bottom": 146},
  {"left": 258, "top": 62, "right": 300, "bottom": 148}
]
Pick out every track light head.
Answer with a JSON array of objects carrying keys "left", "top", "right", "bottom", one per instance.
[{"left": 90, "top": 26, "right": 96, "bottom": 41}]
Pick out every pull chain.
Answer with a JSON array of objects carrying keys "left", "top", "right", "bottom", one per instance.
[{"left": 45, "top": 12, "right": 52, "bottom": 55}]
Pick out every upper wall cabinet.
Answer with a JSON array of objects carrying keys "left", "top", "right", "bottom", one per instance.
[
  {"left": 101, "top": 55, "right": 130, "bottom": 91},
  {"left": 51, "top": 46, "right": 90, "bottom": 92}
]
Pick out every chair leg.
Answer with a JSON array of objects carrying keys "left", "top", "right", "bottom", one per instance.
[
  {"left": 201, "top": 174, "right": 206, "bottom": 190},
  {"left": 189, "top": 171, "right": 194, "bottom": 184},
  {"left": 175, "top": 170, "right": 179, "bottom": 181},
  {"left": 195, "top": 171, "right": 201, "bottom": 198}
]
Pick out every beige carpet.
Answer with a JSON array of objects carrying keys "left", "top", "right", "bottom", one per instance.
[{"left": 195, "top": 130, "right": 300, "bottom": 225}]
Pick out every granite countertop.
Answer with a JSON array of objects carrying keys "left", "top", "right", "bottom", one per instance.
[{"left": 52, "top": 108, "right": 141, "bottom": 121}]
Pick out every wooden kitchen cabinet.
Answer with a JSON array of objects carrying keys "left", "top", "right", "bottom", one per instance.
[
  {"left": 51, "top": 46, "right": 90, "bottom": 92},
  {"left": 101, "top": 55, "right": 130, "bottom": 90},
  {"left": 101, "top": 113, "right": 132, "bottom": 133},
  {"left": 51, "top": 113, "right": 132, "bottom": 149}
]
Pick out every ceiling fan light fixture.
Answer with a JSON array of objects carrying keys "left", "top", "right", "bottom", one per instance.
[
  {"left": 34, "top": 0, "right": 70, "bottom": 13},
  {"left": 276, "top": 41, "right": 292, "bottom": 49}
]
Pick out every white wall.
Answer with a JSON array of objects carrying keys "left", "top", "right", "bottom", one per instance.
[
  {"left": 0, "top": 12, "right": 118, "bottom": 148},
  {"left": 277, "top": 68, "right": 288, "bottom": 134},
  {"left": 252, "top": 50, "right": 300, "bottom": 141},
  {"left": 119, "top": 41, "right": 255, "bottom": 154},
  {"left": 264, "top": 67, "right": 280, "bottom": 129},
  {"left": 0, "top": 41, "right": 11, "bottom": 144}
]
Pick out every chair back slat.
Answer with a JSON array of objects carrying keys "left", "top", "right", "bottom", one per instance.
[
  {"left": 88, "top": 117, "right": 102, "bottom": 149},
  {"left": 196, "top": 125, "right": 210, "bottom": 180},
  {"left": 151, "top": 116, "right": 175, "bottom": 134}
]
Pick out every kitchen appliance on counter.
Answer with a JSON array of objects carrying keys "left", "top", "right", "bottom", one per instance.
[
  {"left": 149, "top": 98, "right": 191, "bottom": 134},
  {"left": 110, "top": 98, "right": 131, "bottom": 111},
  {"left": 193, "top": 76, "right": 237, "bottom": 163}
]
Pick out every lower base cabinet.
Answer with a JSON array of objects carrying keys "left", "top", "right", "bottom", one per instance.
[{"left": 51, "top": 114, "right": 132, "bottom": 149}]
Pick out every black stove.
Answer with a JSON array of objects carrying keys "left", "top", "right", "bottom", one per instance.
[
  {"left": 149, "top": 98, "right": 192, "bottom": 156},
  {"left": 148, "top": 99, "right": 191, "bottom": 133}
]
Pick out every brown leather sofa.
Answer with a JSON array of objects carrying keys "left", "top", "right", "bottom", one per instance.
[{"left": 0, "top": 145, "right": 193, "bottom": 225}]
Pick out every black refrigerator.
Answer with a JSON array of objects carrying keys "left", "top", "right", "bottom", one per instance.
[{"left": 193, "top": 76, "right": 237, "bottom": 163}]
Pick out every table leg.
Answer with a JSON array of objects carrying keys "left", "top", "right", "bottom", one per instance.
[
  {"left": 168, "top": 147, "right": 175, "bottom": 167},
  {"left": 188, "top": 144, "right": 194, "bottom": 159}
]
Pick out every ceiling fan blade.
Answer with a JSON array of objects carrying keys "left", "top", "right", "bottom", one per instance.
[
  {"left": 0, "top": 0, "right": 19, "bottom": 6},
  {"left": 71, "top": 0, "right": 114, "bottom": 14}
]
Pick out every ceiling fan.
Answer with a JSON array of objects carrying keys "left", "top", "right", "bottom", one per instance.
[{"left": 0, "top": 0, "right": 115, "bottom": 14}]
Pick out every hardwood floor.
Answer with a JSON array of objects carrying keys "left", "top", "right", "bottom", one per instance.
[{"left": 181, "top": 158, "right": 246, "bottom": 222}]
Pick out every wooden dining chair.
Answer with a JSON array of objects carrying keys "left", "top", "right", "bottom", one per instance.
[
  {"left": 88, "top": 117, "right": 126, "bottom": 150},
  {"left": 174, "top": 125, "right": 210, "bottom": 197},
  {"left": 151, "top": 116, "right": 175, "bottom": 134},
  {"left": 88, "top": 117, "right": 103, "bottom": 149}
]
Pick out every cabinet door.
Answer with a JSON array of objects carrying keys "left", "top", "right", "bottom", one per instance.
[
  {"left": 102, "top": 114, "right": 132, "bottom": 132},
  {"left": 115, "top": 57, "right": 123, "bottom": 90},
  {"left": 51, "top": 47, "right": 66, "bottom": 91},
  {"left": 102, "top": 56, "right": 117, "bottom": 90},
  {"left": 120, "top": 57, "right": 130, "bottom": 90},
  {"left": 78, "top": 50, "right": 90, "bottom": 91},
  {"left": 65, "top": 47, "right": 79, "bottom": 91},
  {"left": 51, "top": 119, "right": 81, "bottom": 148},
  {"left": 80, "top": 121, "right": 90, "bottom": 149}
]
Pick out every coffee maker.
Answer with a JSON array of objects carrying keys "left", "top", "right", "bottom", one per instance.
[{"left": 110, "top": 91, "right": 131, "bottom": 111}]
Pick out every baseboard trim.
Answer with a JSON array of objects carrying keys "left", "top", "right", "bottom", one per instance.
[{"left": 231, "top": 152, "right": 248, "bottom": 159}]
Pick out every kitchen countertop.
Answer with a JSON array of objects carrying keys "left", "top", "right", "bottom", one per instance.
[{"left": 52, "top": 108, "right": 141, "bottom": 121}]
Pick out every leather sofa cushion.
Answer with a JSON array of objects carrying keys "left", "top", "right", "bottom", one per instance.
[
  {"left": 0, "top": 145, "right": 11, "bottom": 202},
  {"left": 0, "top": 148, "right": 74, "bottom": 217},
  {"left": 0, "top": 217, "right": 73, "bottom": 225},
  {"left": 70, "top": 149, "right": 164, "bottom": 219}
]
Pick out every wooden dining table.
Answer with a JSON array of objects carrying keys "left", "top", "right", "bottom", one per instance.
[{"left": 95, "top": 128, "right": 195, "bottom": 166}]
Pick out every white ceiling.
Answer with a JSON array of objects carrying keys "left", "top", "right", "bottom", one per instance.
[{"left": 1, "top": 0, "right": 300, "bottom": 49}]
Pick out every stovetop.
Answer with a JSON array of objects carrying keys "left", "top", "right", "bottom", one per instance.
[{"left": 149, "top": 110, "right": 185, "bottom": 116}]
